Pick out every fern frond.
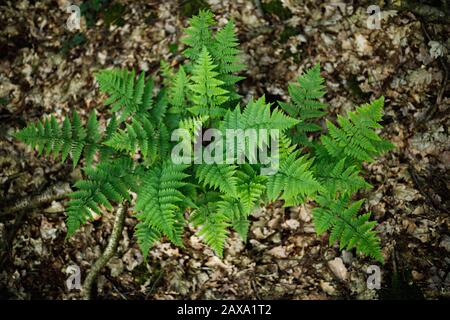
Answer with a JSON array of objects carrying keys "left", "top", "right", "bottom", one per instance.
[
  {"left": 279, "top": 63, "right": 328, "bottom": 146},
  {"left": 135, "top": 222, "right": 161, "bottom": 260},
  {"left": 135, "top": 162, "right": 189, "bottom": 243},
  {"left": 96, "top": 69, "right": 152, "bottom": 122},
  {"left": 217, "top": 196, "right": 250, "bottom": 242},
  {"left": 66, "top": 157, "right": 135, "bottom": 236},
  {"left": 313, "top": 196, "right": 383, "bottom": 262},
  {"left": 169, "top": 66, "right": 189, "bottom": 113},
  {"left": 190, "top": 202, "right": 229, "bottom": 257},
  {"left": 150, "top": 88, "right": 169, "bottom": 124},
  {"left": 242, "top": 96, "right": 299, "bottom": 132},
  {"left": 211, "top": 20, "right": 245, "bottom": 101},
  {"left": 221, "top": 96, "right": 298, "bottom": 136},
  {"left": 321, "top": 96, "right": 394, "bottom": 163},
  {"left": 266, "top": 153, "right": 322, "bottom": 206},
  {"left": 15, "top": 111, "right": 101, "bottom": 167},
  {"left": 160, "top": 60, "right": 175, "bottom": 86},
  {"left": 104, "top": 117, "right": 156, "bottom": 162},
  {"left": 188, "top": 46, "right": 229, "bottom": 118},
  {"left": 181, "top": 9, "right": 215, "bottom": 61},
  {"left": 315, "top": 158, "right": 372, "bottom": 197},
  {"left": 195, "top": 163, "right": 238, "bottom": 197},
  {"left": 235, "top": 164, "right": 266, "bottom": 213}
]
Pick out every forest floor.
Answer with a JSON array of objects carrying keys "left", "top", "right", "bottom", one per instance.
[{"left": 0, "top": 0, "right": 449, "bottom": 299}]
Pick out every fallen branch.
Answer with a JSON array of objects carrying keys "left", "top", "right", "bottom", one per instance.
[
  {"left": 82, "top": 203, "right": 128, "bottom": 300},
  {"left": 0, "top": 182, "right": 72, "bottom": 216}
]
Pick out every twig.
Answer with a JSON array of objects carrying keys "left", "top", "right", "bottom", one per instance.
[
  {"left": 82, "top": 203, "right": 128, "bottom": 300},
  {"left": 0, "top": 182, "right": 72, "bottom": 216},
  {"left": 145, "top": 270, "right": 163, "bottom": 299}
]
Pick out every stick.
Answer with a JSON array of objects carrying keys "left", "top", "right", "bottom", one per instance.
[
  {"left": 82, "top": 203, "right": 128, "bottom": 300},
  {"left": 0, "top": 182, "right": 72, "bottom": 216}
]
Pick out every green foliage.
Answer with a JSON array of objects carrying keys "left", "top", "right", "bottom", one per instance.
[
  {"left": 16, "top": 11, "right": 393, "bottom": 262},
  {"left": 67, "top": 157, "right": 136, "bottom": 237},
  {"left": 96, "top": 69, "right": 154, "bottom": 122},
  {"left": 181, "top": 10, "right": 215, "bottom": 61},
  {"left": 267, "top": 152, "right": 323, "bottom": 206},
  {"left": 188, "top": 47, "right": 229, "bottom": 118},
  {"left": 211, "top": 20, "right": 245, "bottom": 101},
  {"left": 15, "top": 111, "right": 102, "bottom": 167},
  {"left": 279, "top": 63, "right": 327, "bottom": 146},
  {"left": 313, "top": 196, "right": 382, "bottom": 262},
  {"left": 60, "top": 32, "right": 87, "bottom": 55},
  {"left": 135, "top": 223, "right": 160, "bottom": 261},
  {"left": 190, "top": 202, "right": 229, "bottom": 257},
  {"left": 261, "top": 0, "right": 293, "bottom": 20},
  {"left": 135, "top": 162, "right": 188, "bottom": 251},
  {"left": 322, "top": 97, "right": 394, "bottom": 163}
]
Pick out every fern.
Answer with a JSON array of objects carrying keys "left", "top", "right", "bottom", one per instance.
[
  {"left": 15, "top": 11, "right": 393, "bottom": 263},
  {"left": 135, "top": 162, "right": 188, "bottom": 244},
  {"left": 211, "top": 20, "right": 245, "bottom": 101},
  {"left": 235, "top": 164, "right": 266, "bottom": 213},
  {"left": 266, "top": 152, "right": 322, "bottom": 206},
  {"left": 321, "top": 97, "right": 394, "bottom": 163},
  {"left": 181, "top": 9, "right": 215, "bottom": 62},
  {"left": 168, "top": 66, "right": 189, "bottom": 114},
  {"left": 190, "top": 202, "right": 229, "bottom": 257},
  {"left": 195, "top": 163, "right": 238, "bottom": 197},
  {"left": 188, "top": 46, "right": 229, "bottom": 118},
  {"left": 279, "top": 63, "right": 328, "bottom": 146},
  {"left": 135, "top": 223, "right": 161, "bottom": 260},
  {"left": 313, "top": 196, "right": 382, "bottom": 262},
  {"left": 96, "top": 69, "right": 153, "bottom": 122},
  {"left": 66, "top": 157, "right": 136, "bottom": 236},
  {"left": 104, "top": 117, "right": 159, "bottom": 164},
  {"left": 15, "top": 111, "right": 102, "bottom": 167}
]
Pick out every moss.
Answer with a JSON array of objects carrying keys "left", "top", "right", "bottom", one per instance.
[
  {"left": 346, "top": 75, "right": 371, "bottom": 101},
  {"left": 103, "top": 3, "right": 126, "bottom": 27},
  {"left": 279, "top": 26, "right": 298, "bottom": 43},
  {"left": 80, "top": 0, "right": 125, "bottom": 28},
  {"left": 60, "top": 32, "right": 87, "bottom": 54},
  {"left": 169, "top": 43, "right": 179, "bottom": 54},
  {"left": 180, "top": 0, "right": 211, "bottom": 17},
  {"left": 261, "top": 0, "right": 292, "bottom": 20}
]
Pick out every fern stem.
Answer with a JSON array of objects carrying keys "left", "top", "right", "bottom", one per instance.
[{"left": 82, "top": 203, "right": 128, "bottom": 300}]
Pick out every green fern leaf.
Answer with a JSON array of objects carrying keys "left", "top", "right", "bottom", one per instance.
[
  {"left": 279, "top": 63, "right": 328, "bottom": 146},
  {"left": 188, "top": 46, "right": 229, "bottom": 118},
  {"left": 313, "top": 196, "right": 383, "bottom": 262},
  {"left": 190, "top": 202, "right": 229, "bottom": 257},
  {"left": 135, "top": 223, "right": 161, "bottom": 261},
  {"left": 181, "top": 9, "right": 215, "bottom": 61},
  {"left": 15, "top": 112, "right": 100, "bottom": 167},
  {"left": 135, "top": 162, "right": 189, "bottom": 243},
  {"left": 321, "top": 96, "right": 394, "bottom": 163},
  {"left": 66, "top": 157, "right": 135, "bottom": 237},
  {"left": 195, "top": 163, "right": 238, "bottom": 197},
  {"left": 267, "top": 153, "right": 322, "bottom": 206}
]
